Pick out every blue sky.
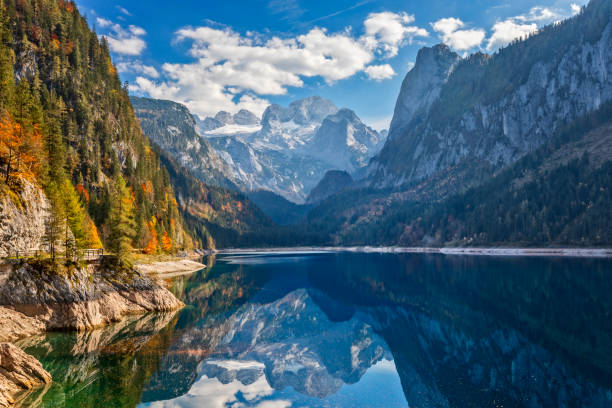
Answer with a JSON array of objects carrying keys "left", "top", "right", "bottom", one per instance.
[{"left": 76, "top": 0, "right": 586, "bottom": 130}]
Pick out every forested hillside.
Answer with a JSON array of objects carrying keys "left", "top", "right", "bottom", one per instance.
[
  {"left": 156, "top": 147, "right": 273, "bottom": 249},
  {"left": 0, "top": 0, "right": 195, "bottom": 258},
  {"left": 307, "top": 101, "right": 612, "bottom": 247}
]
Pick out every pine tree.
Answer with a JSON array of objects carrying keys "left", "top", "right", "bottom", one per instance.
[
  {"left": 43, "top": 181, "right": 66, "bottom": 263},
  {"left": 61, "top": 179, "right": 86, "bottom": 249},
  {"left": 108, "top": 174, "right": 136, "bottom": 262}
]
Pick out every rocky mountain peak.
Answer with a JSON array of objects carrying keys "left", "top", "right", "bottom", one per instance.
[
  {"left": 261, "top": 97, "right": 338, "bottom": 129},
  {"left": 370, "top": 2, "right": 612, "bottom": 189},
  {"left": 234, "top": 109, "right": 260, "bottom": 125},
  {"left": 388, "top": 43, "right": 461, "bottom": 140},
  {"left": 214, "top": 111, "right": 234, "bottom": 125},
  {"left": 289, "top": 96, "right": 338, "bottom": 125}
]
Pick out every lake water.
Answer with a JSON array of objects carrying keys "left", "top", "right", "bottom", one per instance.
[{"left": 16, "top": 252, "right": 612, "bottom": 407}]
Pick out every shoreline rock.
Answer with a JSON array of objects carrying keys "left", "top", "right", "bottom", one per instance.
[
  {"left": 0, "top": 260, "right": 184, "bottom": 332},
  {"left": 0, "top": 343, "right": 51, "bottom": 408}
]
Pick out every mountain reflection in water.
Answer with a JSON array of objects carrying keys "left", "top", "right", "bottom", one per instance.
[{"left": 18, "top": 252, "right": 612, "bottom": 408}]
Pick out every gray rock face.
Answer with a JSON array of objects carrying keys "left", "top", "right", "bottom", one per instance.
[
  {"left": 214, "top": 111, "right": 234, "bottom": 125},
  {"left": 130, "top": 96, "right": 238, "bottom": 190},
  {"left": 208, "top": 135, "right": 332, "bottom": 203},
  {"left": 387, "top": 44, "right": 460, "bottom": 141},
  {"left": 310, "top": 108, "right": 384, "bottom": 172},
  {"left": 369, "top": 4, "right": 612, "bottom": 189},
  {"left": 198, "top": 116, "right": 224, "bottom": 132},
  {"left": 233, "top": 109, "right": 260, "bottom": 126},
  {"left": 0, "top": 179, "right": 50, "bottom": 258}
]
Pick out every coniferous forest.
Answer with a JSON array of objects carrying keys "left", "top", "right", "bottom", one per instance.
[{"left": 0, "top": 0, "right": 195, "bottom": 261}]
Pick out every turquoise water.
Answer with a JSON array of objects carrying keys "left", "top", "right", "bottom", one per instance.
[{"left": 16, "top": 252, "right": 612, "bottom": 407}]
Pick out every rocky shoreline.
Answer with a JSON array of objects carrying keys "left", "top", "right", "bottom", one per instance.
[{"left": 0, "top": 259, "right": 186, "bottom": 406}]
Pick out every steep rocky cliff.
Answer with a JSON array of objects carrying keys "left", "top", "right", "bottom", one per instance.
[
  {"left": 0, "top": 180, "right": 49, "bottom": 258},
  {"left": 369, "top": 0, "right": 612, "bottom": 189}
]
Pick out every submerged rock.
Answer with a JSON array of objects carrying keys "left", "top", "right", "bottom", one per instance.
[{"left": 0, "top": 342, "right": 51, "bottom": 407}]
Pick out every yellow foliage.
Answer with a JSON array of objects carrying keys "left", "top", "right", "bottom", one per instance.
[{"left": 161, "top": 231, "right": 172, "bottom": 252}]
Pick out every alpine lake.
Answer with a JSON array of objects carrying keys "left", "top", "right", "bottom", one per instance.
[{"left": 14, "top": 251, "right": 612, "bottom": 408}]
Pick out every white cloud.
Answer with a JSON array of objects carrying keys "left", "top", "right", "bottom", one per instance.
[
  {"left": 486, "top": 20, "right": 537, "bottom": 51},
  {"left": 132, "top": 13, "right": 428, "bottom": 118},
  {"left": 365, "top": 64, "right": 396, "bottom": 80},
  {"left": 432, "top": 17, "right": 486, "bottom": 51},
  {"left": 363, "top": 12, "right": 429, "bottom": 57},
  {"left": 116, "top": 60, "right": 159, "bottom": 78},
  {"left": 99, "top": 20, "right": 147, "bottom": 56},
  {"left": 484, "top": 5, "right": 567, "bottom": 52},
  {"left": 571, "top": 3, "right": 582, "bottom": 14},
  {"left": 96, "top": 17, "right": 112, "bottom": 28},
  {"left": 515, "top": 6, "right": 560, "bottom": 23}
]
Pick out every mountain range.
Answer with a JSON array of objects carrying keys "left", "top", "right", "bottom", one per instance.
[
  {"left": 198, "top": 96, "right": 385, "bottom": 203},
  {"left": 304, "top": 0, "right": 612, "bottom": 247},
  {"left": 2, "top": 0, "right": 610, "bottom": 253}
]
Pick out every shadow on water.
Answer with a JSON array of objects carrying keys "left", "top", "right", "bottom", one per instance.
[{"left": 16, "top": 252, "right": 612, "bottom": 407}]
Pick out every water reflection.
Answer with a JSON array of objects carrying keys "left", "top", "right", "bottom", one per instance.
[{"left": 17, "top": 252, "right": 612, "bottom": 408}]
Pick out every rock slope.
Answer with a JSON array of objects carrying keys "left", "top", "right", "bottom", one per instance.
[{"left": 0, "top": 180, "right": 50, "bottom": 258}]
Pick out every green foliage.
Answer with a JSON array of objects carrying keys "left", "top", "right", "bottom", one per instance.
[{"left": 108, "top": 175, "right": 136, "bottom": 261}]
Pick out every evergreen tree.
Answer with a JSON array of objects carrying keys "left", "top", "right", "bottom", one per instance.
[
  {"left": 108, "top": 174, "right": 136, "bottom": 262},
  {"left": 43, "top": 181, "right": 65, "bottom": 263},
  {"left": 61, "top": 179, "right": 86, "bottom": 249}
]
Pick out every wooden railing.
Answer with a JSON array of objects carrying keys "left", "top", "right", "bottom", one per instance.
[
  {"left": 83, "top": 248, "right": 104, "bottom": 261},
  {"left": 1, "top": 248, "right": 104, "bottom": 262}
]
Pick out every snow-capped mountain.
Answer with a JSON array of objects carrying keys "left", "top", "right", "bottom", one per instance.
[{"left": 199, "top": 96, "right": 386, "bottom": 203}]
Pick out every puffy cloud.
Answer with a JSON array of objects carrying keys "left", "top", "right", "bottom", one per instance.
[
  {"left": 116, "top": 60, "right": 159, "bottom": 78},
  {"left": 486, "top": 20, "right": 537, "bottom": 51},
  {"left": 571, "top": 3, "right": 582, "bottom": 15},
  {"left": 363, "top": 12, "right": 429, "bottom": 57},
  {"left": 432, "top": 17, "right": 485, "bottom": 51},
  {"left": 98, "top": 20, "right": 147, "bottom": 56},
  {"left": 132, "top": 13, "right": 428, "bottom": 118},
  {"left": 365, "top": 64, "right": 396, "bottom": 80}
]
